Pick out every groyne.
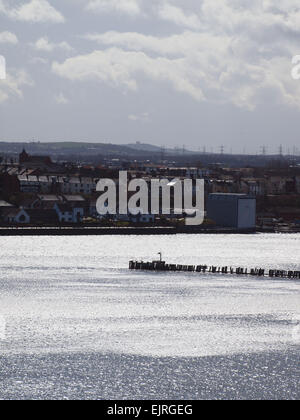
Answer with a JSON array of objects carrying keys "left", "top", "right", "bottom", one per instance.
[{"left": 129, "top": 260, "right": 300, "bottom": 279}]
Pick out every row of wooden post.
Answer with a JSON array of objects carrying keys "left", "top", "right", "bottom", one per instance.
[{"left": 129, "top": 261, "right": 300, "bottom": 279}]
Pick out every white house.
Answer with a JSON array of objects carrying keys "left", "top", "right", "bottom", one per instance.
[
  {"left": 18, "top": 175, "right": 55, "bottom": 194},
  {"left": 38, "top": 176, "right": 53, "bottom": 193},
  {"left": 54, "top": 203, "right": 84, "bottom": 223},
  {"left": 3, "top": 208, "right": 58, "bottom": 224},
  {"left": 59, "top": 177, "right": 97, "bottom": 195},
  {"left": 3, "top": 208, "right": 30, "bottom": 224},
  {"left": 18, "top": 175, "right": 40, "bottom": 193}
]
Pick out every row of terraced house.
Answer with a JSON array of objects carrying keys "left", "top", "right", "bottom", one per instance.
[{"left": 0, "top": 149, "right": 299, "bottom": 227}]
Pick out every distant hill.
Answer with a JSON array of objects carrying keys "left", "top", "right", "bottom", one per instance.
[
  {"left": 126, "top": 142, "right": 194, "bottom": 154},
  {"left": 0, "top": 141, "right": 298, "bottom": 168},
  {"left": 0, "top": 141, "right": 160, "bottom": 158},
  {"left": 126, "top": 142, "right": 162, "bottom": 152}
]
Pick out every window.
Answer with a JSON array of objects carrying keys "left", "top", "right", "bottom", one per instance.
[{"left": 19, "top": 214, "right": 26, "bottom": 223}]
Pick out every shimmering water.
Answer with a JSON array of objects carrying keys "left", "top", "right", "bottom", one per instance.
[{"left": 0, "top": 234, "right": 299, "bottom": 400}]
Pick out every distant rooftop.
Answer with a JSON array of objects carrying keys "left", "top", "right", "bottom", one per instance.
[
  {"left": 210, "top": 193, "right": 248, "bottom": 196},
  {"left": 0, "top": 200, "right": 14, "bottom": 207},
  {"left": 209, "top": 193, "right": 254, "bottom": 200},
  {"left": 37, "top": 195, "right": 62, "bottom": 201},
  {"left": 63, "top": 195, "right": 86, "bottom": 202}
]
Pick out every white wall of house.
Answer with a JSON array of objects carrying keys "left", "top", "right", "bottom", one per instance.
[
  {"left": 19, "top": 175, "right": 97, "bottom": 195},
  {"left": 60, "top": 178, "right": 96, "bottom": 195},
  {"left": 14, "top": 209, "right": 30, "bottom": 224},
  {"left": 54, "top": 204, "right": 73, "bottom": 223},
  {"left": 54, "top": 204, "right": 84, "bottom": 223},
  {"left": 247, "top": 181, "right": 265, "bottom": 196},
  {"left": 19, "top": 179, "right": 40, "bottom": 193},
  {"left": 39, "top": 181, "right": 52, "bottom": 193},
  {"left": 267, "top": 177, "right": 288, "bottom": 194},
  {"left": 18, "top": 176, "right": 52, "bottom": 193}
]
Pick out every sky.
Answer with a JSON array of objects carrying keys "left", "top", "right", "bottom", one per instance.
[{"left": 1, "top": 0, "right": 300, "bottom": 154}]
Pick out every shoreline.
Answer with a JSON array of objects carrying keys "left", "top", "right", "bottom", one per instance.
[{"left": 0, "top": 226, "right": 297, "bottom": 236}]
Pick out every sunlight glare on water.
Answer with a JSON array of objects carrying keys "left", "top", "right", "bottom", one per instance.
[
  {"left": 0, "top": 234, "right": 299, "bottom": 400},
  {"left": 0, "top": 234, "right": 299, "bottom": 357}
]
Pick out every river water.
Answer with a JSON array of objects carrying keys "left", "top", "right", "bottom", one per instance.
[{"left": 0, "top": 234, "right": 299, "bottom": 400}]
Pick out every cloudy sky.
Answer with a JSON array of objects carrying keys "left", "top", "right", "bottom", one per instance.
[{"left": 1, "top": 0, "right": 300, "bottom": 153}]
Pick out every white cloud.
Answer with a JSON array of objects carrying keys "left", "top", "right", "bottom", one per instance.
[
  {"left": 79, "top": 1, "right": 300, "bottom": 110},
  {"left": 0, "top": 0, "right": 65, "bottom": 23},
  {"left": 52, "top": 48, "right": 205, "bottom": 101},
  {"left": 128, "top": 112, "right": 150, "bottom": 122},
  {"left": 3, "top": 0, "right": 300, "bottom": 112},
  {"left": 54, "top": 92, "right": 69, "bottom": 104},
  {"left": 86, "top": 0, "right": 141, "bottom": 16},
  {"left": 84, "top": 30, "right": 229, "bottom": 57},
  {"left": 0, "top": 69, "right": 33, "bottom": 104},
  {"left": 0, "top": 31, "right": 18, "bottom": 44},
  {"left": 157, "top": 3, "right": 201, "bottom": 30},
  {"left": 30, "top": 57, "right": 49, "bottom": 65},
  {"left": 33, "top": 37, "right": 73, "bottom": 53}
]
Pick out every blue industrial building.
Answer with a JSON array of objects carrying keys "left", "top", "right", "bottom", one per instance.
[{"left": 207, "top": 193, "right": 256, "bottom": 229}]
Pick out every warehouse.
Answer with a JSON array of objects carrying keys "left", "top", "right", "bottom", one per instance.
[{"left": 207, "top": 193, "right": 256, "bottom": 229}]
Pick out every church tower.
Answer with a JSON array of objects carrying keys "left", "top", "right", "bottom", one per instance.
[{"left": 19, "top": 149, "right": 29, "bottom": 164}]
